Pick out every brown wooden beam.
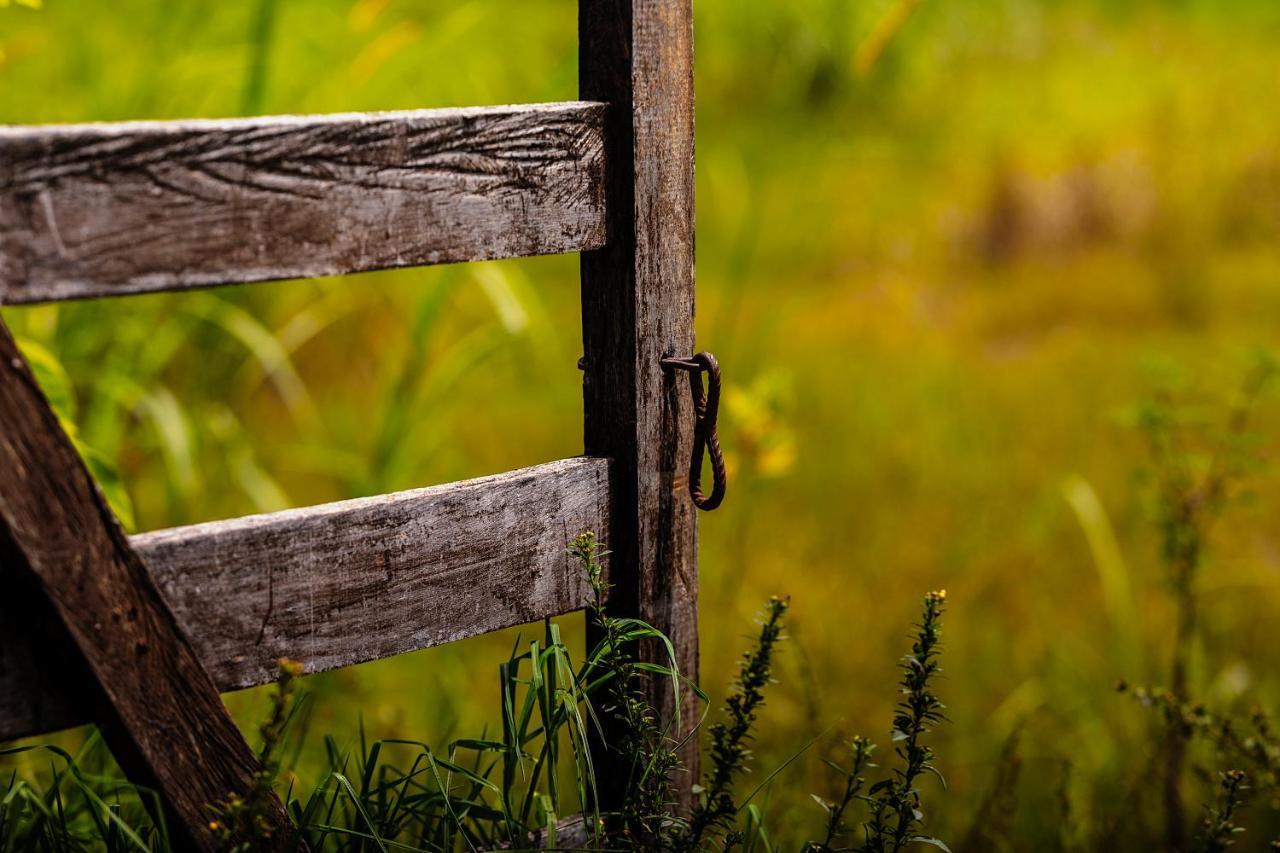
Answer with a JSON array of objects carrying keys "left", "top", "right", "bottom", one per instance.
[
  {"left": 0, "top": 457, "right": 611, "bottom": 742},
  {"left": 0, "top": 320, "right": 297, "bottom": 850},
  {"left": 579, "top": 0, "right": 701, "bottom": 811},
  {"left": 0, "top": 102, "right": 606, "bottom": 304}
]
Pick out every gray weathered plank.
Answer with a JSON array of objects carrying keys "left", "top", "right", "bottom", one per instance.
[
  {"left": 0, "top": 456, "right": 610, "bottom": 742},
  {"left": 0, "top": 319, "right": 298, "bottom": 851},
  {"left": 0, "top": 102, "right": 606, "bottom": 304},
  {"left": 489, "top": 814, "right": 595, "bottom": 850},
  {"left": 579, "top": 0, "right": 700, "bottom": 814}
]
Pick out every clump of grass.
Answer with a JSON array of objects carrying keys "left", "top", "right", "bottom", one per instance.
[
  {"left": 0, "top": 660, "right": 307, "bottom": 852},
  {"left": 0, "top": 538, "right": 957, "bottom": 853},
  {"left": 678, "top": 596, "right": 790, "bottom": 851},
  {"left": 0, "top": 736, "right": 168, "bottom": 851},
  {"left": 573, "top": 531, "right": 682, "bottom": 849},
  {"left": 259, "top": 533, "right": 682, "bottom": 851}
]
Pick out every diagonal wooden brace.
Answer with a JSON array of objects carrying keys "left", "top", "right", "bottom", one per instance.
[{"left": 0, "top": 319, "right": 300, "bottom": 852}]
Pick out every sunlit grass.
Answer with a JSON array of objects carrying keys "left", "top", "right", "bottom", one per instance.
[{"left": 3, "top": 0, "right": 1280, "bottom": 846}]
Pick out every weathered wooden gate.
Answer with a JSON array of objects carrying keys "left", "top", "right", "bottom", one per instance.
[{"left": 0, "top": 2, "right": 699, "bottom": 848}]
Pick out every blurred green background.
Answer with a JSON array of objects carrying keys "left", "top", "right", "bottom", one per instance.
[{"left": 4, "top": 0, "right": 1280, "bottom": 845}]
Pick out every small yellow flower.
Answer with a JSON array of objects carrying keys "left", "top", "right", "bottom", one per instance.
[{"left": 277, "top": 657, "right": 304, "bottom": 678}]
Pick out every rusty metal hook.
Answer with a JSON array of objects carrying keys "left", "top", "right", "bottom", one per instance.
[{"left": 661, "top": 351, "right": 727, "bottom": 511}]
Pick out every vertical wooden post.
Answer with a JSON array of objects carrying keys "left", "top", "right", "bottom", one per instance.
[
  {"left": 579, "top": 0, "right": 700, "bottom": 810},
  {"left": 0, "top": 321, "right": 299, "bottom": 852}
]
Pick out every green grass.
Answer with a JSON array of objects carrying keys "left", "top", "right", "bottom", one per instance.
[
  {"left": 4, "top": 0, "right": 1280, "bottom": 848},
  {"left": 2, "top": 525, "right": 1274, "bottom": 848},
  {"left": 0, "top": 539, "right": 957, "bottom": 852}
]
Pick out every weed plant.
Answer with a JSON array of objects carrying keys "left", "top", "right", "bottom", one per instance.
[{"left": 678, "top": 596, "right": 789, "bottom": 850}]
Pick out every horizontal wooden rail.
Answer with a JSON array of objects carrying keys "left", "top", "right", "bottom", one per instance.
[
  {"left": 0, "top": 101, "right": 606, "bottom": 304},
  {"left": 0, "top": 457, "right": 610, "bottom": 741}
]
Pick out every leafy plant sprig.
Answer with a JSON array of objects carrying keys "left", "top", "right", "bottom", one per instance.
[
  {"left": 864, "top": 590, "right": 948, "bottom": 853},
  {"left": 804, "top": 736, "right": 876, "bottom": 852},
  {"left": 210, "top": 658, "right": 304, "bottom": 851},
  {"left": 1199, "top": 769, "right": 1249, "bottom": 853},
  {"left": 1118, "top": 684, "right": 1279, "bottom": 807},
  {"left": 678, "top": 596, "right": 790, "bottom": 851}
]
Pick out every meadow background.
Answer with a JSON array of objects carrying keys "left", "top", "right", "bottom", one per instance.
[{"left": 3, "top": 0, "right": 1280, "bottom": 846}]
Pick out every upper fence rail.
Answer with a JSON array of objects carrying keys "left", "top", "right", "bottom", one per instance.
[{"left": 0, "top": 101, "right": 606, "bottom": 304}]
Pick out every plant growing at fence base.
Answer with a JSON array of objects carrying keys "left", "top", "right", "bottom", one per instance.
[
  {"left": 672, "top": 589, "right": 950, "bottom": 853},
  {"left": 573, "top": 531, "right": 682, "bottom": 849},
  {"left": 0, "top": 539, "right": 953, "bottom": 852},
  {"left": 210, "top": 657, "right": 303, "bottom": 851},
  {"left": 678, "top": 595, "right": 789, "bottom": 851}
]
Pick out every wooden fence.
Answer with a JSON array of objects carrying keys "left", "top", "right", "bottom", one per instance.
[{"left": 0, "top": 2, "right": 699, "bottom": 849}]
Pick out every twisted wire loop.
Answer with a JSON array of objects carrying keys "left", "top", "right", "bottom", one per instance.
[{"left": 661, "top": 351, "right": 727, "bottom": 511}]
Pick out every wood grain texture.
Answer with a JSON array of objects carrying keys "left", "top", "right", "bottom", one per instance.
[
  {"left": 489, "top": 814, "right": 594, "bottom": 850},
  {"left": 579, "top": 0, "right": 700, "bottom": 811},
  {"left": 0, "top": 320, "right": 296, "bottom": 851},
  {"left": 0, "top": 102, "right": 606, "bottom": 304},
  {"left": 0, "top": 457, "right": 611, "bottom": 742}
]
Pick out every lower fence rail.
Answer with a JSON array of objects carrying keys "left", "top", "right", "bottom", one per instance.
[{"left": 0, "top": 456, "right": 611, "bottom": 741}]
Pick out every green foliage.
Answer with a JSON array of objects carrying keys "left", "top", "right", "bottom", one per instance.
[
  {"left": 5, "top": 0, "right": 1280, "bottom": 848},
  {"left": 0, "top": 737, "right": 168, "bottom": 851},
  {"left": 862, "top": 592, "right": 948, "bottom": 853},
  {"left": 0, "top": 539, "right": 955, "bottom": 852},
  {"left": 1200, "top": 770, "right": 1251, "bottom": 853},
  {"left": 211, "top": 659, "right": 304, "bottom": 851},
  {"left": 680, "top": 596, "right": 790, "bottom": 851},
  {"left": 15, "top": 336, "right": 135, "bottom": 529},
  {"left": 1119, "top": 363, "right": 1280, "bottom": 849},
  {"left": 805, "top": 737, "right": 876, "bottom": 853},
  {"left": 573, "top": 532, "right": 682, "bottom": 849}
]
